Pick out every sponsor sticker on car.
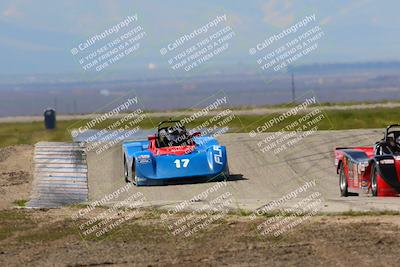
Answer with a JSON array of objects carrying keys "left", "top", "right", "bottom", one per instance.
[{"left": 138, "top": 155, "right": 151, "bottom": 164}]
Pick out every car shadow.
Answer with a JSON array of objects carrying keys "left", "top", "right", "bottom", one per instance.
[
  {"left": 347, "top": 192, "right": 359, "bottom": 196},
  {"left": 227, "top": 173, "right": 246, "bottom": 182},
  {"left": 150, "top": 173, "right": 247, "bottom": 186}
]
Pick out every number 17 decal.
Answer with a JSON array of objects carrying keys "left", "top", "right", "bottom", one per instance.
[{"left": 174, "top": 159, "right": 190, "bottom": 168}]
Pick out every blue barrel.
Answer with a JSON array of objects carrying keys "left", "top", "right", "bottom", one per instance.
[{"left": 44, "top": 108, "right": 56, "bottom": 129}]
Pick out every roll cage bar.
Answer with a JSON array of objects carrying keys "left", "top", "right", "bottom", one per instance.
[
  {"left": 385, "top": 124, "right": 400, "bottom": 142},
  {"left": 151, "top": 120, "right": 200, "bottom": 148},
  {"left": 157, "top": 120, "right": 183, "bottom": 133},
  {"left": 376, "top": 124, "right": 400, "bottom": 155}
]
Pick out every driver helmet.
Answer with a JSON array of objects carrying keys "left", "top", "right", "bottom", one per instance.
[
  {"left": 167, "top": 127, "right": 179, "bottom": 141},
  {"left": 166, "top": 126, "right": 186, "bottom": 145}
]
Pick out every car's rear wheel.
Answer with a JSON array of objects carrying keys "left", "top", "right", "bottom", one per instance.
[
  {"left": 339, "top": 163, "right": 348, "bottom": 197},
  {"left": 371, "top": 164, "right": 378, "bottom": 197}
]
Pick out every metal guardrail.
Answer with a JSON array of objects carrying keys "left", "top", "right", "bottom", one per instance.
[{"left": 27, "top": 142, "right": 88, "bottom": 208}]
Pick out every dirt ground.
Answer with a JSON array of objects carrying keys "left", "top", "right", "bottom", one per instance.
[
  {"left": 0, "top": 208, "right": 400, "bottom": 267},
  {"left": 0, "top": 145, "right": 33, "bottom": 209},
  {"left": 1, "top": 145, "right": 400, "bottom": 266}
]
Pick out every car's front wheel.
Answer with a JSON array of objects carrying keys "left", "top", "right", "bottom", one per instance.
[
  {"left": 124, "top": 158, "right": 131, "bottom": 183},
  {"left": 339, "top": 163, "right": 348, "bottom": 197},
  {"left": 132, "top": 160, "right": 138, "bottom": 186},
  {"left": 371, "top": 164, "right": 379, "bottom": 197}
]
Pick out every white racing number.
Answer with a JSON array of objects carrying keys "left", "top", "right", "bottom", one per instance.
[
  {"left": 213, "top": 145, "right": 223, "bottom": 165},
  {"left": 174, "top": 159, "right": 190, "bottom": 168}
]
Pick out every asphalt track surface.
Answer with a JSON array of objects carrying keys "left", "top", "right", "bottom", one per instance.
[{"left": 87, "top": 129, "right": 400, "bottom": 213}]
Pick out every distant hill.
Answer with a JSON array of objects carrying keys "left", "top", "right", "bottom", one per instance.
[{"left": 289, "top": 61, "right": 400, "bottom": 74}]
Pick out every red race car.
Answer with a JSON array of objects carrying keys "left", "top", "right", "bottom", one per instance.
[{"left": 334, "top": 124, "right": 400, "bottom": 197}]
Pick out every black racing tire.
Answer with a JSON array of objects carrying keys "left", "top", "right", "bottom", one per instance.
[
  {"left": 371, "top": 163, "right": 378, "bottom": 197},
  {"left": 132, "top": 160, "right": 138, "bottom": 186},
  {"left": 124, "top": 157, "right": 130, "bottom": 183},
  {"left": 339, "top": 163, "right": 348, "bottom": 197}
]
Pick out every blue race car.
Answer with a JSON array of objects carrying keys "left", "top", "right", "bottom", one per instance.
[{"left": 122, "top": 120, "right": 229, "bottom": 186}]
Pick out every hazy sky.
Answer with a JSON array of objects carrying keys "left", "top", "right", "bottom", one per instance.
[{"left": 0, "top": 0, "right": 399, "bottom": 75}]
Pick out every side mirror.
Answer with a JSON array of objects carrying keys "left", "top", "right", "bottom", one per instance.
[{"left": 192, "top": 131, "right": 201, "bottom": 137}]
